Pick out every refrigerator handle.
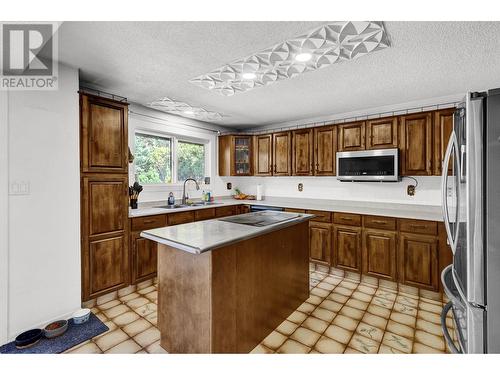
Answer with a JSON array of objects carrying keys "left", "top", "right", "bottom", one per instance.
[
  {"left": 441, "top": 301, "right": 462, "bottom": 354},
  {"left": 441, "top": 132, "right": 459, "bottom": 254}
]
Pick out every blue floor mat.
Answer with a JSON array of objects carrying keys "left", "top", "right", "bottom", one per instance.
[{"left": 0, "top": 313, "right": 108, "bottom": 354}]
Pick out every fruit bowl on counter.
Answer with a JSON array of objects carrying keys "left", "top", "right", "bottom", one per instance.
[{"left": 232, "top": 188, "right": 256, "bottom": 200}]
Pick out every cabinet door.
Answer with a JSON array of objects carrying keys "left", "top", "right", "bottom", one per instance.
[
  {"left": 309, "top": 222, "right": 332, "bottom": 266},
  {"left": 400, "top": 112, "right": 433, "bottom": 175},
  {"left": 332, "top": 225, "right": 362, "bottom": 272},
  {"left": 254, "top": 134, "right": 273, "bottom": 176},
  {"left": 218, "top": 135, "right": 232, "bottom": 176},
  {"left": 292, "top": 129, "right": 314, "bottom": 176},
  {"left": 80, "top": 94, "right": 128, "bottom": 173},
  {"left": 398, "top": 233, "right": 439, "bottom": 291},
  {"left": 337, "top": 121, "right": 366, "bottom": 151},
  {"left": 433, "top": 108, "right": 455, "bottom": 175},
  {"left": 215, "top": 205, "right": 238, "bottom": 218},
  {"left": 366, "top": 117, "right": 398, "bottom": 149},
  {"left": 131, "top": 233, "right": 157, "bottom": 284},
  {"left": 234, "top": 136, "right": 253, "bottom": 176},
  {"left": 362, "top": 229, "right": 397, "bottom": 281},
  {"left": 314, "top": 125, "right": 337, "bottom": 176},
  {"left": 273, "top": 132, "right": 291, "bottom": 176}
]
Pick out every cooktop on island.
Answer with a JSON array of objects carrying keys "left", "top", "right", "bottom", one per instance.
[{"left": 218, "top": 211, "right": 301, "bottom": 227}]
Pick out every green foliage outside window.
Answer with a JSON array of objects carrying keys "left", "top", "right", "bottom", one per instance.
[
  {"left": 135, "top": 133, "right": 172, "bottom": 184},
  {"left": 177, "top": 141, "right": 205, "bottom": 181}
]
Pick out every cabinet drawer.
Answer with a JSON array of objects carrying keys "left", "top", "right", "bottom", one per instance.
[
  {"left": 215, "top": 205, "right": 238, "bottom": 218},
  {"left": 306, "top": 210, "right": 332, "bottom": 223},
  {"left": 167, "top": 211, "right": 195, "bottom": 226},
  {"left": 131, "top": 215, "right": 167, "bottom": 232},
  {"left": 194, "top": 208, "right": 216, "bottom": 221},
  {"left": 363, "top": 215, "right": 396, "bottom": 231},
  {"left": 399, "top": 219, "right": 437, "bottom": 236},
  {"left": 334, "top": 212, "right": 361, "bottom": 226}
]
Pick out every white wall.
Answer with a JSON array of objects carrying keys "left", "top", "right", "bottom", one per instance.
[
  {"left": 0, "top": 91, "right": 9, "bottom": 344},
  {"left": 2, "top": 64, "right": 80, "bottom": 343},
  {"left": 220, "top": 176, "right": 441, "bottom": 206}
]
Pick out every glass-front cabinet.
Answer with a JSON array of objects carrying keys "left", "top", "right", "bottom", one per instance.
[{"left": 218, "top": 135, "right": 253, "bottom": 176}]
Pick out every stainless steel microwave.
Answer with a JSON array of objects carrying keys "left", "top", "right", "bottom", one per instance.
[{"left": 336, "top": 148, "right": 399, "bottom": 182}]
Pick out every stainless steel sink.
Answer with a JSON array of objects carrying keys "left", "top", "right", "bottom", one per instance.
[
  {"left": 154, "top": 204, "right": 189, "bottom": 209},
  {"left": 154, "top": 202, "right": 221, "bottom": 209}
]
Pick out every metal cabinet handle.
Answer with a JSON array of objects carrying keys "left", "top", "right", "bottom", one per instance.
[
  {"left": 143, "top": 219, "right": 155, "bottom": 224},
  {"left": 410, "top": 224, "right": 426, "bottom": 229},
  {"left": 372, "top": 220, "right": 387, "bottom": 224},
  {"left": 341, "top": 217, "right": 353, "bottom": 221}
]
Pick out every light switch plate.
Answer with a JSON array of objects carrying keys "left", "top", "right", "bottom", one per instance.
[{"left": 9, "top": 181, "right": 30, "bottom": 195}]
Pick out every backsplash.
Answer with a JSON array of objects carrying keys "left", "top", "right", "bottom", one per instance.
[{"left": 220, "top": 176, "right": 442, "bottom": 206}]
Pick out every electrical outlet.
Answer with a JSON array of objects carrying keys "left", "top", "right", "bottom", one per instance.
[
  {"left": 226, "top": 182, "right": 232, "bottom": 190},
  {"left": 298, "top": 183, "right": 303, "bottom": 192},
  {"left": 407, "top": 185, "right": 416, "bottom": 196},
  {"left": 9, "top": 180, "right": 30, "bottom": 195}
]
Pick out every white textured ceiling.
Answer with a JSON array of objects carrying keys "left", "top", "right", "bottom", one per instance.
[{"left": 56, "top": 21, "right": 500, "bottom": 128}]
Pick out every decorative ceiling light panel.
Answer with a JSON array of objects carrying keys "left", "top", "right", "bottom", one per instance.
[
  {"left": 190, "top": 21, "right": 390, "bottom": 96},
  {"left": 148, "top": 97, "right": 223, "bottom": 121}
]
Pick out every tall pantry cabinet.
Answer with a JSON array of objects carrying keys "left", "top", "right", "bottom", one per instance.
[{"left": 80, "top": 93, "right": 130, "bottom": 301}]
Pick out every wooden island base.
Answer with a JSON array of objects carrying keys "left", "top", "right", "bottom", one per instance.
[{"left": 157, "top": 221, "right": 309, "bottom": 353}]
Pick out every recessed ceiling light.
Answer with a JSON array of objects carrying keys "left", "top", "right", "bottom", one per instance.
[
  {"left": 184, "top": 110, "right": 194, "bottom": 115},
  {"left": 148, "top": 97, "right": 223, "bottom": 122},
  {"left": 295, "top": 53, "right": 312, "bottom": 62},
  {"left": 242, "top": 72, "right": 256, "bottom": 80}
]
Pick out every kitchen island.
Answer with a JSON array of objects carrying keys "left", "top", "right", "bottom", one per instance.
[{"left": 141, "top": 211, "right": 314, "bottom": 353}]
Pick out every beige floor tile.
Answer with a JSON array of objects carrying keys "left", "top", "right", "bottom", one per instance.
[
  {"left": 112, "top": 311, "right": 140, "bottom": 326},
  {"left": 126, "top": 297, "right": 149, "bottom": 309},
  {"left": 356, "top": 322, "right": 384, "bottom": 342},
  {"left": 413, "top": 342, "right": 444, "bottom": 354},
  {"left": 135, "top": 302, "right": 157, "bottom": 317},
  {"left": 371, "top": 296, "right": 394, "bottom": 309},
  {"left": 317, "top": 281, "right": 336, "bottom": 291},
  {"left": 137, "top": 285, "right": 156, "bottom": 295},
  {"left": 66, "top": 341, "right": 102, "bottom": 354},
  {"left": 357, "top": 284, "right": 377, "bottom": 295},
  {"left": 324, "top": 324, "right": 353, "bottom": 344},
  {"left": 95, "top": 312, "right": 109, "bottom": 323},
  {"left": 310, "top": 271, "right": 327, "bottom": 280},
  {"left": 145, "top": 291, "right": 158, "bottom": 302},
  {"left": 277, "top": 339, "right": 310, "bottom": 354},
  {"left": 311, "top": 307, "right": 336, "bottom": 322},
  {"left": 104, "top": 304, "right": 131, "bottom": 319},
  {"left": 105, "top": 339, "right": 142, "bottom": 354},
  {"left": 418, "top": 310, "right": 441, "bottom": 325},
  {"left": 393, "top": 302, "right": 417, "bottom": 317},
  {"left": 306, "top": 295, "right": 323, "bottom": 305},
  {"left": 323, "top": 276, "right": 342, "bottom": 285},
  {"left": 339, "top": 280, "right": 359, "bottom": 290},
  {"left": 344, "top": 271, "right": 361, "bottom": 282},
  {"left": 98, "top": 299, "right": 121, "bottom": 310},
  {"left": 145, "top": 340, "right": 169, "bottom": 354},
  {"left": 419, "top": 301, "right": 443, "bottom": 315},
  {"left": 95, "top": 329, "right": 129, "bottom": 352},
  {"left": 291, "top": 327, "right": 321, "bottom": 347},
  {"left": 263, "top": 331, "right": 287, "bottom": 350},
  {"left": 362, "top": 312, "right": 387, "bottom": 330},
  {"left": 419, "top": 289, "right": 442, "bottom": 302},
  {"left": 367, "top": 304, "right": 391, "bottom": 319},
  {"left": 145, "top": 311, "right": 158, "bottom": 326},
  {"left": 351, "top": 291, "right": 372, "bottom": 302},
  {"left": 390, "top": 312, "right": 416, "bottom": 327},
  {"left": 344, "top": 347, "right": 363, "bottom": 354},
  {"left": 414, "top": 330, "right": 445, "bottom": 351},
  {"left": 314, "top": 336, "right": 345, "bottom": 354},
  {"left": 311, "top": 287, "right": 330, "bottom": 298},
  {"left": 319, "top": 299, "right": 343, "bottom": 313},
  {"left": 374, "top": 289, "right": 397, "bottom": 301},
  {"left": 398, "top": 285, "right": 419, "bottom": 298},
  {"left": 301, "top": 316, "right": 329, "bottom": 333},
  {"left": 416, "top": 319, "right": 443, "bottom": 337},
  {"left": 101, "top": 320, "right": 117, "bottom": 334},
  {"left": 338, "top": 305, "right": 365, "bottom": 320},
  {"left": 287, "top": 310, "right": 308, "bottom": 325},
  {"left": 378, "top": 280, "right": 398, "bottom": 291},
  {"left": 327, "top": 293, "right": 349, "bottom": 304},
  {"left": 385, "top": 320, "right": 414, "bottom": 339},
  {"left": 382, "top": 332, "right": 413, "bottom": 354},
  {"left": 333, "top": 315, "right": 358, "bottom": 331},
  {"left": 119, "top": 292, "right": 140, "bottom": 303},
  {"left": 90, "top": 307, "right": 100, "bottom": 314},
  {"left": 136, "top": 279, "right": 153, "bottom": 290},
  {"left": 360, "top": 276, "right": 379, "bottom": 288},
  {"left": 96, "top": 292, "right": 118, "bottom": 306},
  {"left": 346, "top": 298, "right": 369, "bottom": 311},
  {"left": 396, "top": 295, "right": 419, "bottom": 308},
  {"left": 117, "top": 285, "right": 136, "bottom": 298},
  {"left": 335, "top": 286, "right": 354, "bottom": 297},
  {"left": 420, "top": 296, "right": 443, "bottom": 306},
  {"left": 250, "top": 344, "right": 274, "bottom": 354},
  {"left": 122, "top": 318, "right": 152, "bottom": 337},
  {"left": 348, "top": 334, "right": 379, "bottom": 354},
  {"left": 297, "top": 302, "right": 316, "bottom": 314},
  {"left": 378, "top": 344, "right": 403, "bottom": 354},
  {"left": 276, "top": 320, "right": 298, "bottom": 336},
  {"left": 134, "top": 326, "right": 161, "bottom": 348}
]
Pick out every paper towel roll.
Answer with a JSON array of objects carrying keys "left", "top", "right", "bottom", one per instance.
[{"left": 256, "top": 184, "right": 263, "bottom": 201}]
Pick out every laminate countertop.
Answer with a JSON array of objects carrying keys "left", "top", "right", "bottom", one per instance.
[
  {"left": 141, "top": 211, "right": 314, "bottom": 254},
  {"left": 130, "top": 196, "right": 444, "bottom": 222}
]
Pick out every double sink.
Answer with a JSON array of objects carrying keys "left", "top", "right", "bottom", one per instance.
[{"left": 154, "top": 201, "right": 222, "bottom": 210}]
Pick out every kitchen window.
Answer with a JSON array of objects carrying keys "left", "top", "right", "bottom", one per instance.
[{"left": 134, "top": 131, "right": 207, "bottom": 184}]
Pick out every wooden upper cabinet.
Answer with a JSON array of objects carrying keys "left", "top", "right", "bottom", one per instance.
[
  {"left": 337, "top": 121, "right": 366, "bottom": 152},
  {"left": 332, "top": 225, "right": 362, "bottom": 272},
  {"left": 218, "top": 135, "right": 253, "bottom": 176},
  {"left": 292, "top": 129, "right": 314, "bottom": 176},
  {"left": 366, "top": 117, "right": 398, "bottom": 150},
  {"left": 273, "top": 131, "right": 291, "bottom": 176},
  {"left": 314, "top": 125, "right": 337, "bottom": 176},
  {"left": 399, "top": 112, "right": 433, "bottom": 175},
  {"left": 254, "top": 134, "right": 273, "bottom": 176},
  {"left": 362, "top": 229, "right": 397, "bottom": 281},
  {"left": 433, "top": 108, "right": 455, "bottom": 176},
  {"left": 309, "top": 222, "right": 332, "bottom": 266},
  {"left": 80, "top": 93, "right": 129, "bottom": 173}
]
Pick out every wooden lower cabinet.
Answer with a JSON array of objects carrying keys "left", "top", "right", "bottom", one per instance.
[
  {"left": 362, "top": 229, "right": 397, "bottom": 281},
  {"left": 332, "top": 225, "right": 362, "bottom": 272},
  {"left": 398, "top": 233, "right": 439, "bottom": 291},
  {"left": 309, "top": 222, "right": 332, "bottom": 266},
  {"left": 130, "top": 232, "right": 157, "bottom": 284}
]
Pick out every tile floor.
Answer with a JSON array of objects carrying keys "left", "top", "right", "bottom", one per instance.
[{"left": 66, "top": 270, "right": 455, "bottom": 354}]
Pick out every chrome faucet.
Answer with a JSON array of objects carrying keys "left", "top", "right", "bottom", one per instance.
[{"left": 182, "top": 178, "right": 200, "bottom": 205}]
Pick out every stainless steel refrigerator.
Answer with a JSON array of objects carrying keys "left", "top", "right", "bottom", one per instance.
[{"left": 441, "top": 89, "right": 500, "bottom": 353}]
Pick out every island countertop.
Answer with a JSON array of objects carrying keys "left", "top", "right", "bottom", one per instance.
[{"left": 140, "top": 211, "right": 314, "bottom": 254}]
